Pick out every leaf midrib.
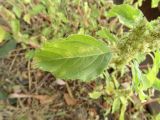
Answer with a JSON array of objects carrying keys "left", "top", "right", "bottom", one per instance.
[{"left": 37, "top": 51, "right": 110, "bottom": 60}]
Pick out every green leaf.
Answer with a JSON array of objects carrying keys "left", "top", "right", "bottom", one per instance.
[
  {"left": 0, "top": 26, "right": 6, "bottom": 43},
  {"left": 152, "top": 0, "right": 160, "bottom": 8},
  {"left": 105, "top": 81, "right": 115, "bottom": 95},
  {"left": 23, "top": 14, "right": 31, "bottom": 24},
  {"left": 106, "top": 4, "right": 143, "bottom": 28},
  {"left": 30, "top": 4, "right": 45, "bottom": 16},
  {"left": 34, "top": 34, "right": 112, "bottom": 81},
  {"left": 25, "top": 50, "right": 35, "bottom": 60},
  {"left": 112, "top": 98, "right": 121, "bottom": 113},
  {"left": 96, "top": 28, "right": 117, "bottom": 42},
  {"left": 0, "top": 40, "right": 16, "bottom": 58},
  {"left": 138, "top": 90, "right": 148, "bottom": 101},
  {"left": 131, "top": 61, "right": 143, "bottom": 91},
  {"left": 132, "top": 61, "right": 151, "bottom": 91},
  {"left": 10, "top": 19, "right": 20, "bottom": 35},
  {"left": 155, "top": 113, "right": 160, "bottom": 120},
  {"left": 131, "top": 61, "right": 149, "bottom": 101},
  {"left": 0, "top": 89, "right": 8, "bottom": 100},
  {"left": 153, "top": 78, "right": 160, "bottom": 90},
  {"left": 119, "top": 96, "right": 128, "bottom": 120},
  {"left": 134, "top": 0, "right": 143, "bottom": 7},
  {"left": 13, "top": 6, "right": 22, "bottom": 18},
  {"left": 146, "top": 51, "right": 160, "bottom": 89},
  {"left": 89, "top": 91, "right": 102, "bottom": 99}
]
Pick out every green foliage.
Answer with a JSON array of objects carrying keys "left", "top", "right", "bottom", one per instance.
[
  {"left": 0, "top": 40, "right": 16, "bottom": 58},
  {"left": 134, "top": 0, "right": 144, "bottom": 7},
  {"left": 131, "top": 61, "right": 148, "bottom": 100},
  {"left": 0, "top": 0, "right": 112, "bottom": 46},
  {"left": 34, "top": 34, "right": 111, "bottom": 81},
  {"left": 89, "top": 91, "right": 102, "bottom": 99},
  {"left": 2, "top": 1, "right": 160, "bottom": 119},
  {"left": 152, "top": 0, "right": 160, "bottom": 8},
  {"left": 25, "top": 50, "right": 35, "bottom": 60},
  {"left": 32, "top": 3, "right": 160, "bottom": 119},
  {"left": 147, "top": 51, "right": 160, "bottom": 90},
  {"left": 31, "top": 3, "right": 160, "bottom": 119},
  {"left": 112, "top": 97, "right": 121, "bottom": 113},
  {"left": 0, "top": 0, "right": 113, "bottom": 61},
  {"left": 120, "top": 97, "right": 128, "bottom": 120},
  {"left": 0, "top": 89, "right": 8, "bottom": 100},
  {"left": 96, "top": 28, "right": 117, "bottom": 42},
  {"left": 131, "top": 51, "right": 160, "bottom": 100},
  {"left": 155, "top": 113, "right": 160, "bottom": 120},
  {"left": 106, "top": 4, "right": 143, "bottom": 28}
]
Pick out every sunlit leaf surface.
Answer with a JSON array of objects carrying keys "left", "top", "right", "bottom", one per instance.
[{"left": 34, "top": 35, "right": 112, "bottom": 81}]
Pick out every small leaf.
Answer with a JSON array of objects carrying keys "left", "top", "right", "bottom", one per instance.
[
  {"left": 119, "top": 97, "right": 128, "bottom": 120},
  {"left": 146, "top": 51, "right": 160, "bottom": 89},
  {"left": 105, "top": 81, "right": 115, "bottom": 95},
  {"left": 34, "top": 34, "right": 112, "bottom": 81},
  {"left": 0, "top": 26, "right": 6, "bottom": 43},
  {"left": 10, "top": 19, "right": 20, "bottom": 35},
  {"left": 131, "top": 61, "right": 143, "bottom": 91},
  {"left": 138, "top": 90, "right": 148, "bottom": 101},
  {"left": 112, "top": 98, "right": 121, "bottom": 113},
  {"left": 153, "top": 78, "right": 160, "bottom": 90},
  {"left": 64, "top": 93, "right": 77, "bottom": 106},
  {"left": 106, "top": 4, "right": 143, "bottom": 28},
  {"left": 23, "top": 14, "right": 31, "bottom": 24},
  {"left": 13, "top": 6, "right": 22, "bottom": 18},
  {"left": 152, "top": 0, "right": 160, "bottom": 8},
  {"left": 132, "top": 61, "right": 151, "bottom": 90},
  {"left": 0, "top": 40, "right": 16, "bottom": 58},
  {"left": 0, "top": 89, "right": 8, "bottom": 100},
  {"left": 96, "top": 28, "right": 117, "bottom": 42},
  {"left": 89, "top": 91, "right": 102, "bottom": 99},
  {"left": 134, "top": 0, "right": 143, "bottom": 7},
  {"left": 30, "top": 4, "right": 45, "bottom": 16}
]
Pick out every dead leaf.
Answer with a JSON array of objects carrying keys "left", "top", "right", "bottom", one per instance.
[
  {"left": 64, "top": 93, "right": 77, "bottom": 106},
  {"left": 34, "top": 95, "right": 54, "bottom": 104}
]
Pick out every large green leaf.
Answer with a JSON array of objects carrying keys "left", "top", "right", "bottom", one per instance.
[
  {"left": 106, "top": 4, "right": 143, "bottom": 28},
  {"left": 34, "top": 35, "right": 112, "bottom": 81}
]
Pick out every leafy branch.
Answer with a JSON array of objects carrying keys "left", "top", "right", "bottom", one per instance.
[{"left": 34, "top": 4, "right": 160, "bottom": 81}]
